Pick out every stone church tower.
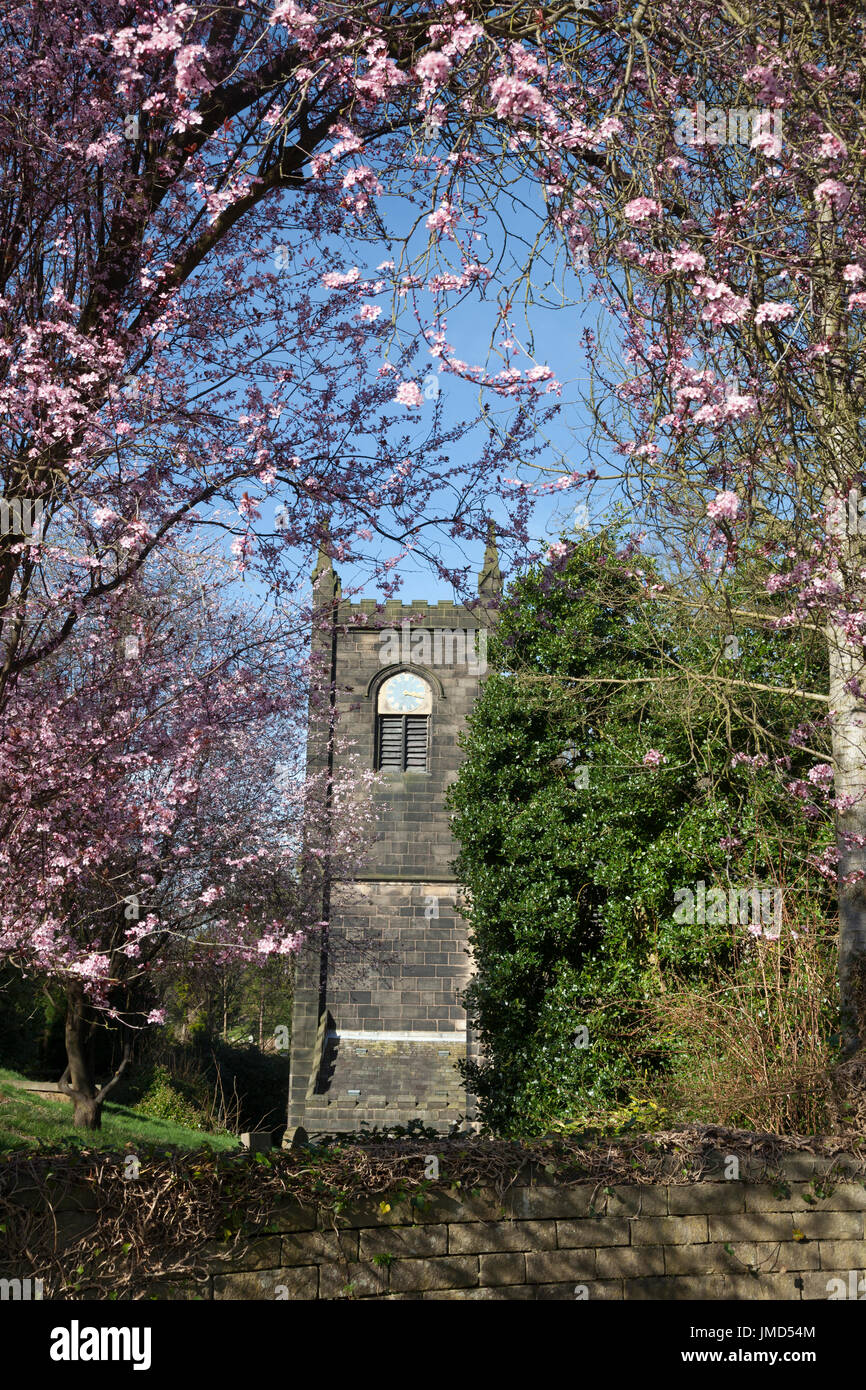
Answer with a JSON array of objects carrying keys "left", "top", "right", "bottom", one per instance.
[{"left": 285, "top": 535, "right": 501, "bottom": 1140}]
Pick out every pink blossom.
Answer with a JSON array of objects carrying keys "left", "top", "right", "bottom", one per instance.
[
  {"left": 146, "top": 1009, "right": 166, "bottom": 1025},
  {"left": 765, "top": 573, "right": 790, "bottom": 594},
  {"left": 723, "top": 393, "right": 758, "bottom": 419},
  {"left": 693, "top": 278, "right": 751, "bottom": 325},
  {"left": 415, "top": 51, "right": 451, "bottom": 86},
  {"left": 394, "top": 381, "right": 423, "bottom": 407},
  {"left": 269, "top": 1, "right": 318, "bottom": 39},
  {"left": 750, "top": 112, "right": 783, "bottom": 158},
  {"left": 624, "top": 198, "right": 663, "bottom": 224},
  {"left": 642, "top": 749, "right": 666, "bottom": 767},
  {"left": 754, "top": 301, "right": 795, "bottom": 326},
  {"left": 743, "top": 65, "right": 786, "bottom": 102},
  {"left": 174, "top": 45, "right": 211, "bottom": 95},
  {"left": 670, "top": 246, "right": 706, "bottom": 273},
  {"left": 426, "top": 200, "right": 457, "bottom": 233},
  {"left": 843, "top": 264, "right": 865, "bottom": 283},
  {"left": 707, "top": 490, "right": 740, "bottom": 522},
  {"left": 817, "top": 132, "right": 847, "bottom": 159},
  {"left": 490, "top": 76, "right": 544, "bottom": 122},
  {"left": 814, "top": 179, "right": 850, "bottom": 209},
  {"left": 807, "top": 763, "right": 834, "bottom": 787},
  {"left": 596, "top": 116, "right": 624, "bottom": 142},
  {"left": 321, "top": 268, "right": 360, "bottom": 288}
]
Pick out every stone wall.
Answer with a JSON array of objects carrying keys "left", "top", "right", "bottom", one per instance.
[{"left": 138, "top": 1155, "right": 866, "bottom": 1301}]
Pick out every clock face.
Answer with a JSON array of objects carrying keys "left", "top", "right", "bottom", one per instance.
[{"left": 378, "top": 672, "right": 432, "bottom": 714}]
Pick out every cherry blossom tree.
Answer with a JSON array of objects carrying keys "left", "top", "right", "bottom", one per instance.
[
  {"left": 0, "top": 1, "right": 579, "bottom": 1127},
  {"left": 0, "top": 544, "right": 377, "bottom": 1126},
  {"left": 0, "top": 0, "right": 566, "bottom": 727},
  {"left": 445, "top": 0, "right": 866, "bottom": 1054}
]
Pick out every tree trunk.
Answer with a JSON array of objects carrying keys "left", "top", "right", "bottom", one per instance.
[
  {"left": 62, "top": 981, "right": 103, "bottom": 1128},
  {"left": 59, "top": 980, "right": 132, "bottom": 1129},
  {"left": 828, "top": 626, "right": 866, "bottom": 1055},
  {"left": 826, "top": 475, "right": 866, "bottom": 1057}
]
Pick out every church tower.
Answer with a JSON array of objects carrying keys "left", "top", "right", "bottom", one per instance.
[{"left": 285, "top": 535, "right": 500, "bottom": 1140}]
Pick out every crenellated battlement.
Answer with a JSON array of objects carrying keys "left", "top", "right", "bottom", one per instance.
[{"left": 337, "top": 597, "right": 488, "bottom": 627}]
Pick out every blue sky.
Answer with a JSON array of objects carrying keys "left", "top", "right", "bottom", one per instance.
[{"left": 206, "top": 175, "right": 625, "bottom": 610}]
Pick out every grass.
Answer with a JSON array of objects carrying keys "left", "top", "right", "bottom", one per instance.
[{"left": 0, "top": 1067, "right": 241, "bottom": 1157}]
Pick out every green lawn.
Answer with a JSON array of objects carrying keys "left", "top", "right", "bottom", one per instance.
[{"left": 0, "top": 1068, "right": 241, "bottom": 1156}]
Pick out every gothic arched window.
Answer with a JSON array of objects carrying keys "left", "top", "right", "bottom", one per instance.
[{"left": 376, "top": 672, "right": 432, "bottom": 771}]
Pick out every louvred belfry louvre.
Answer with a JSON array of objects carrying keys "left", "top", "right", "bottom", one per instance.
[{"left": 378, "top": 714, "right": 429, "bottom": 771}]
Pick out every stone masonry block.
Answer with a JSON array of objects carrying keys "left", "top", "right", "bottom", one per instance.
[
  {"left": 669, "top": 1185, "right": 745, "bottom": 1215},
  {"left": 326, "top": 1198, "right": 412, "bottom": 1229},
  {"left": 801, "top": 1268, "right": 866, "bottom": 1299},
  {"left": 818, "top": 1240, "right": 866, "bottom": 1269},
  {"left": 214, "top": 1267, "right": 317, "bottom": 1300},
  {"left": 397, "top": 1284, "right": 535, "bottom": 1300},
  {"left": 606, "top": 1186, "right": 669, "bottom": 1217},
  {"left": 525, "top": 1249, "right": 596, "bottom": 1283},
  {"left": 505, "top": 1185, "right": 600, "bottom": 1220},
  {"left": 790, "top": 1210, "right": 863, "bottom": 1240},
  {"left": 281, "top": 1231, "right": 359, "bottom": 1266},
  {"left": 756, "top": 1240, "right": 821, "bottom": 1272},
  {"left": 410, "top": 1190, "right": 504, "bottom": 1224},
  {"left": 200, "top": 1237, "right": 282, "bottom": 1272},
  {"left": 624, "top": 1275, "right": 725, "bottom": 1300},
  {"left": 775, "top": 1155, "right": 841, "bottom": 1181},
  {"left": 556, "top": 1218, "right": 630, "bottom": 1249},
  {"left": 389, "top": 1256, "right": 479, "bottom": 1293},
  {"left": 816, "top": 1182, "right": 866, "bottom": 1211},
  {"left": 595, "top": 1246, "right": 665, "bottom": 1279},
  {"left": 536, "top": 1279, "right": 623, "bottom": 1300},
  {"left": 629, "top": 1216, "right": 709, "bottom": 1246},
  {"left": 720, "top": 1272, "right": 802, "bottom": 1300},
  {"left": 359, "top": 1224, "right": 448, "bottom": 1260},
  {"left": 664, "top": 1241, "right": 757, "bottom": 1275},
  {"left": 448, "top": 1220, "right": 557, "bottom": 1255},
  {"left": 708, "top": 1213, "right": 805, "bottom": 1243},
  {"left": 744, "top": 1183, "right": 824, "bottom": 1213},
  {"left": 268, "top": 1199, "right": 319, "bottom": 1233},
  {"left": 319, "top": 1262, "right": 390, "bottom": 1300},
  {"left": 479, "top": 1253, "right": 526, "bottom": 1286}
]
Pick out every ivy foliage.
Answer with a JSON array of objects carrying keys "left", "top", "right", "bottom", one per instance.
[{"left": 448, "top": 530, "right": 833, "bottom": 1136}]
